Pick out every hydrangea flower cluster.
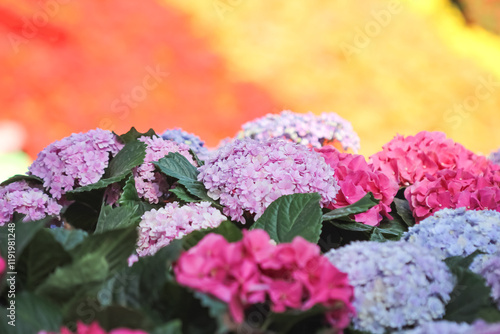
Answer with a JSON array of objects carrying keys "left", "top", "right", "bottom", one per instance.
[
  {"left": 370, "top": 131, "right": 498, "bottom": 187},
  {"left": 397, "top": 320, "right": 500, "bottom": 334},
  {"left": 134, "top": 136, "right": 196, "bottom": 204},
  {"left": 325, "top": 241, "right": 455, "bottom": 334},
  {"left": 469, "top": 253, "right": 500, "bottom": 309},
  {"left": 174, "top": 230, "right": 354, "bottom": 329},
  {"left": 161, "top": 128, "right": 209, "bottom": 160},
  {"left": 28, "top": 129, "right": 123, "bottom": 199},
  {"left": 403, "top": 208, "right": 500, "bottom": 259},
  {"left": 0, "top": 252, "right": 5, "bottom": 275},
  {"left": 316, "top": 146, "right": 399, "bottom": 226},
  {"left": 0, "top": 180, "right": 62, "bottom": 225},
  {"left": 236, "top": 110, "right": 361, "bottom": 153},
  {"left": 490, "top": 148, "right": 500, "bottom": 166},
  {"left": 39, "top": 321, "right": 148, "bottom": 334},
  {"left": 404, "top": 169, "right": 500, "bottom": 222},
  {"left": 198, "top": 138, "right": 339, "bottom": 223},
  {"left": 136, "top": 201, "right": 226, "bottom": 257}
]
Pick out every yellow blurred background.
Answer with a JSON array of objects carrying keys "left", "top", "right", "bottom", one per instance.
[{"left": 1, "top": 0, "right": 500, "bottom": 181}]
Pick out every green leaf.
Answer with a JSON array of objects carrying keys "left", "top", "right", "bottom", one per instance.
[
  {"left": 181, "top": 221, "right": 242, "bottom": 250},
  {"left": 63, "top": 201, "right": 99, "bottom": 231},
  {"left": 322, "top": 193, "right": 379, "bottom": 221},
  {"left": 152, "top": 320, "right": 183, "bottom": 334},
  {"left": 95, "top": 305, "right": 155, "bottom": 331},
  {"left": 36, "top": 253, "right": 109, "bottom": 303},
  {"left": 193, "top": 293, "right": 228, "bottom": 334},
  {"left": 0, "top": 291, "right": 63, "bottom": 334},
  {"left": 369, "top": 228, "right": 387, "bottom": 242},
  {"left": 68, "top": 141, "right": 146, "bottom": 194},
  {"left": 251, "top": 193, "right": 323, "bottom": 244},
  {"left": 95, "top": 205, "right": 141, "bottom": 234},
  {"left": 0, "top": 174, "right": 43, "bottom": 187},
  {"left": 169, "top": 185, "right": 200, "bottom": 203},
  {"left": 392, "top": 198, "right": 415, "bottom": 227},
  {"left": 48, "top": 228, "right": 88, "bottom": 251},
  {"left": 117, "top": 127, "right": 156, "bottom": 143},
  {"left": 327, "top": 220, "right": 373, "bottom": 233},
  {"left": 376, "top": 217, "right": 407, "bottom": 240},
  {"left": 0, "top": 216, "right": 46, "bottom": 263},
  {"left": 266, "top": 305, "right": 328, "bottom": 333},
  {"left": 154, "top": 152, "right": 216, "bottom": 204},
  {"left": 444, "top": 253, "right": 500, "bottom": 323},
  {"left": 117, "top": 175, "right": 141, "bottom": 205}
]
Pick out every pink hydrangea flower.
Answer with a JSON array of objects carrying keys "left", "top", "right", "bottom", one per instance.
[
  {"left": 137, "top": 201, "right": 226, "bottom": 257},
  {"left": 39, "top": 321, "right": 148, "bottom": 334},
  {"left": 236, "top": 110, "right": 361, "bottom": 153},
  {"left": 405, "top": 169, "right": 500, "bottom": 223},
  {"left": 317, "top": 146, "right": 399, "bottom": 226},
  {"left": 0, "top": 180, "right": 62, "bottom": 226},
  {"left": 0, "top": 252, "right": 5, "bottom": 275},
  {"left": 198, "top": 139, "right": 339, "bottom": 223},
  {"left": 29, "top": 129, "right": 123, "bottom": 199},
  {"left": 370, "top": 131, "right": 499, "bottom": 187},
  {"left": 174, "top": 229, "right": 354, "bottom": 330},
  {"left": 133, "top": 136, "right": 196, "bottom": 204}
]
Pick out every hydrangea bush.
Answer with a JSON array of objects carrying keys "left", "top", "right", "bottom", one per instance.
[{"left": 1, "top": 124, "right": 500, "bottom": 334}]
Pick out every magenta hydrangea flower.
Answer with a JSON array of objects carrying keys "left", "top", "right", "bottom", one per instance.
[
  {"left": 0, "top": 252, "right": 5, "bottom": 276},
  {"left": 405, "top": 169, "right": 500, "bottom": 223},
  {"left": 39, "top": 321, "right": 148, "bottom": 334},
  {"left": 133, "top": 136, "right": 196, "bottom": 204},
  {"left": 28, "top": 129, "right": 123, "bottom": 199},
  {"left": 370, "top": 131, "right": 499, "bottom": 187},
  {"left": 137, "top": 201, "right": 226, "bottom": 257},
  {"left": 236, "top": 110, "right": 360, "bottom": 153},
  {"left": 174, "top": 229, "right": 354, "bottom": 329},
  {"left": 198, "top": 138, "right": 339, "bottom": 223},
  {"left": 317, "top": 146, "right": 399, "bottom": 226},
  {"left": 0, "top": 180, "right": 62, "bottom": 226}
]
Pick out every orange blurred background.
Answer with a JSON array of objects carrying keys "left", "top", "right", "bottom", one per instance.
[{"left": 1, "top": 0, "right": 500, "bottom": 180}]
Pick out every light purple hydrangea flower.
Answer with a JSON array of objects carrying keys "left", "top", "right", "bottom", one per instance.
[
  {"left": 396, "top": 320, "right": 472, "bottom": 334},
  {"left": 161, "top": 128, "right": 209, "bottom": 160},
  {"left": 470, "top": 253, "right": 500, "bottom": 309},
  {"left": 325, "top": 241, "right": 456, "bottom": 334},
  {"left": 403, "top": 208, "right": 500, "bottom": 260},
  {"left": 137, "top": 201, "right": 226, "bottom": 257},
  {"left": 489, "top": 149, "right": 500, "bottom": 166},
  {"left": 134, "top": 136, "right": 197, "bottom": 204},
  {"left": 198, "top": 138, "right": 339, "bottom": 223},
  {"left": 28, "top": 129, "right": 123, "bottom": 199},
  {"left": 0, "top": 180, "right": 62, "bottom": 225},
  {"left": 236, "top": 110, "right": 360, "bottom": 153}
]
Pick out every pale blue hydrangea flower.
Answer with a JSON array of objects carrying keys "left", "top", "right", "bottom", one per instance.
[
  {"left": 397, "top": 320, "right": 471, "bottom": 334},
  {"left": 161, "top": 128, "right": 209, "bottom": 160},
  {"left": 325, "top": 241, "right": 455, "bottom": 334},
  {"left": 403, "top": 208, "right": 500, "bottom": 259},
  {"left": 236, "top": 110, "right": 360, "bottom": 152}
]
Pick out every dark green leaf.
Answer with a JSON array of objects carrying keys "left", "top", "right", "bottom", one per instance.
[
  {"left": 152, "top": 320, "right": 183, "bottom": 334},
  {"left": 322, "top": 193, "right": 379, "bottom": 221},
  {"left": 251, "top": 193, "right": 323, "bottom": 243},
  {"left": 392, "top": 198, "right": 415, "bottom": 227},
  {"left": 181, "top": 221, "right": 242, "bottom": 250},
  {"left": 445, "top": 251, "right": 483, "bottom": 269},
  {"left": 169, "top": 185, "right": 200, "bottom": 203},
  {"left": 377, "top": 217, "right": 407, "bottom": 240},
  {"left": 0, "top": 216, "right": 46, "bottom": 263},
  {"left": 95, "top": 305, "right": 155, "bottom": 331},
  {"left": 0, "top": 174, "right": 43, "bottom": 187},
  {"left": 95, "top": 205, "right": 140, "bottom": 234},
  {"left": 117, "top": 127, "right": 156, "bottom": 143},
  {"left": 63, "top": 201, "right": 99, "bottom": 231},
  {"left": 266, "top": 305, "right": 327, "bottom": 333},
  {"left": 48, "top": 228, "right": 88, "bottom": 251},
  {"left": 0, "top": 291, "right": 63, "bottom": 334},
  {"left": 327, "top": 220, "right": 373, "bottom": 233},
  {"left": 193, "top": 293, "right": 228, "bottom": 334},
  {"left": 369, "top": 228, "right": 387, "bottom": 242},
  {"left": 117, "top": 175, "right": 140, "bottom": 205}
]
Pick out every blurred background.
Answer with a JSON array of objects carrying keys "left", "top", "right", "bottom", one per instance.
[{"left": 1, "top": 0, "right": 500, "bottom": 181}]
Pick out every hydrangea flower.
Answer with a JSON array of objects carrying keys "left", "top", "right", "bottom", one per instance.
[
  {"left": 403, "top": 208, "right": 500, "bottom": 259},
  {"left": 39, "top": 321, "right": 148, "bottom": 334},
  {"left": 469, "top": 253, "right": 500, "bottom": 309},
  {"left": 28, "top": 129, "right": 123, "bottom": 199},
  {"left": 325, "top": 241, "right": 455, "bottom": 334},
  {"left": 370, "top": 131, "right": 498, "bottom": 187},
  {"left": 137, "top": 201, "right": 226, "bottom": 257},
  {"left": 490, "top": 148, "right": 500, "bottom": 166},
  {"left": 174, "top": 229, "right": 354, "bottom": 329},
  {"left": 236, "top": 110, "right": 360, "bottom": 153},
  {"left": 198, "top": 138, "right": 339, "bottom": 223},
  {"left": 0, "top": 180, "right": 62, "bottom": 225},
  {"left": 404, "top": 169, "right": 500, "bottom": 222},
  {"left": 161, "top": 128, "right": 209, "bottom": 160},
  {"left": 133, "top": 136, "right": 196, "bottom": 204},
  {"left": 316, "top": 146, "right": 399, "bottom": 226},
  {"left": 0, "top": 252, "right": 5, "bottom": 275},
  {"left": 396, "top": 320, "right": 472, "bottom": 334}
]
